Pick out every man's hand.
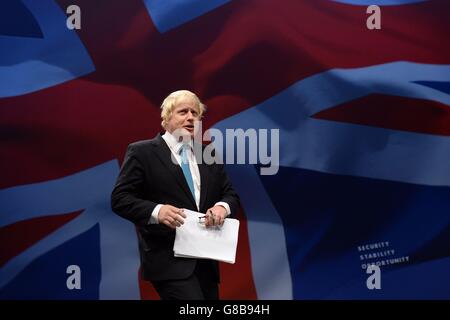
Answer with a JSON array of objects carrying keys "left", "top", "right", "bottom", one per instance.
[
  {"left": 205, "top": 205, "right": 227, "bottom": 227},
  {"left": 158, "top": 205, "right": 186, "bottom": 229}
]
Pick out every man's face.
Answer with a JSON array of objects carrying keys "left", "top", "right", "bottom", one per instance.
[{"left": 166, "top": 99, "right": 200, "bottom": 138}]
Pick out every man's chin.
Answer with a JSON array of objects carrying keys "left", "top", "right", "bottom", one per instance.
[
  {"left": 172, "top": 128, "right": 194, "bottom": 140},
  {"left": 182, "top": 128, "right": 195, "bottom": 137}
]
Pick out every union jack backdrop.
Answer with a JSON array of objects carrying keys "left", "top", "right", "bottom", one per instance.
[{"left": 1, "top": 0, "right": 449, "bottom": 299}]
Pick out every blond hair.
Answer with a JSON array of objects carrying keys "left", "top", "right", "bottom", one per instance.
[{"left": 160, "top": 90, "right": 206, "bottom": 129}]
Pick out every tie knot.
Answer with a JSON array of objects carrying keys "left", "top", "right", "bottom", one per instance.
[
  {"left": 179, "top": 143, "right": 190, "bottom": 154},
  {"left": 179, "top": 144, "right": 192, "bottom": 166}
]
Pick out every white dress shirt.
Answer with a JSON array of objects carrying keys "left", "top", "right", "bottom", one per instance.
[{"left": 149, "top": 131, "right": 230, "bottom": 224}]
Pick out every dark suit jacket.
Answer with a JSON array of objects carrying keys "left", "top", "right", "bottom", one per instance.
[{"left": 111, "top": 133, "right": 240, "bottom": 282}]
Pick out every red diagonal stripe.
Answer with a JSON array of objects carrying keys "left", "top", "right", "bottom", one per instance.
[
  {"left": 0, "top": 80, "right": 161, "bottom": 189},
  {"left": 0, "top": 210, "right": 83, "bottom": 267},
  {"left": 314, "top": 94, "right": 450, "bottom": 136}
]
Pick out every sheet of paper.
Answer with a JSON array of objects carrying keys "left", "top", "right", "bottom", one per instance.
[{"left": 173, "top": 209, "right": 240, "bottom": 264}]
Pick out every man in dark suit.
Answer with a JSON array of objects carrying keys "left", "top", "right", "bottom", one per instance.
[{"left": 111, "top": 90, "right": 240, "bottom": 300}]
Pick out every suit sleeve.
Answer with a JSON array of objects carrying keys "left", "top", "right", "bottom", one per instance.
[
  {"left": 111, "top": 144, "right": 157, "bottom": 227},
  {"left": 217, "top": 163, "right": 241, "bottom": 218}
]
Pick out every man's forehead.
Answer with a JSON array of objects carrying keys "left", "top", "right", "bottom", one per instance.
[{"left": 174, "top": 99, "right": 199, "bottom": 110}]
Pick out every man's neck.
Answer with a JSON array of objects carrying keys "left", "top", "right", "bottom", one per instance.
[{"left": 163, "top": 130, "right": 193, "bottom": 147}]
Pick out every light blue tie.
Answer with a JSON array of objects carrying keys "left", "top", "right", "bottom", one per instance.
[{"left": 179, "top": 144, "right": 195, "bottom": 199}]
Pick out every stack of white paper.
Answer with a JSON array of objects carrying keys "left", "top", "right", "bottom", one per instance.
[{"left": 174, "top": 209, "right": 240, "bottom": 264}]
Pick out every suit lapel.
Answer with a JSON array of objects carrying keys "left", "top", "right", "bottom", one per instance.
[{"left": 152, "top": 134, "right": 197, "bottom": 209}]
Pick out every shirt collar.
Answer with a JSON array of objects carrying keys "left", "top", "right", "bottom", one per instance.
[{"left": 162, "top": 131, "right": 193, "bottom": 154}]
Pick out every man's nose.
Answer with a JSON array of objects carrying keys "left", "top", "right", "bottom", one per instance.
[{"left": 186, "top": 111, "right": 194, "bottom": 120}]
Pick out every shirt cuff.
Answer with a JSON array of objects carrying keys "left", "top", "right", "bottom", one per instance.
[
  {"left": 149, "top": 204, "right": 162, "bottom": 224},
  {"left": 214, "top": 202, "right": 231, "bottom": 217}
]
